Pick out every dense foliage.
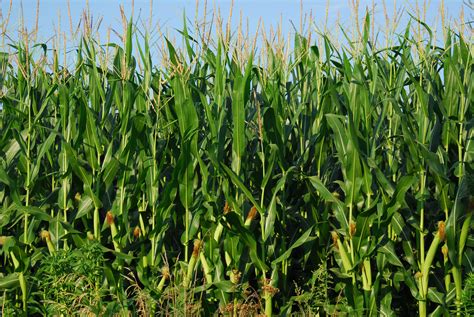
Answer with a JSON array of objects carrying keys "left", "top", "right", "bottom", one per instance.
[{"left": 0, "top": 12, "right": 472, "bottom": 316}]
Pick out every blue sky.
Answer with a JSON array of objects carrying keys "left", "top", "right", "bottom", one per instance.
[
  {"left": 0, "top": 0, "right": 469, "bottom": 62},
  {"left": 2, "top": 1, "right": 468, "bottom": 39}
]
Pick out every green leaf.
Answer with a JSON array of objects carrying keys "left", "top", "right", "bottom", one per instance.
[
  {"left": 427, "top": 287, "right": 444, "bottom": 304},
  {"left": 17, "top": 205, "right": 52, "bottom": 222},
  {"left": 0, "top": 273, "right": 20, "bottom": 290},
  {"left": 446, "top": 175, "right": 473, "bottom": 264},
  {"left": 0, "top": 165, "right": 12, "bottom": 186},
  {"left": 64, "top": 143, "right": 92, "bottom": 188},
  {"left": 272, "top": 227, "right": 314, "bottom": 265},
  {"left": 230, "top": 57, "right": 252, "bottom": 175},
  {"left": 75, "top": 194, "right": 94, "bottom": 219},
  {"left": 379, "top": 240, "right": 404, "bottom": 267},
  {"left": 213, "top": 280, "right": 235, "bottom": 293},
  {"left": 102, "top": 157, "right": 120, "bottom": 190},
  {"left": 307, "top": 176, "right": 348, "bottom": 230},
  {"left": 264, "top": 169, "right": 294, "bottom": 241},
  {"left": 223, "top": 212, "right": 268, "bottom": 271},
  {"left": 221, "top": 164, "right": 264, "bottom": 215}
]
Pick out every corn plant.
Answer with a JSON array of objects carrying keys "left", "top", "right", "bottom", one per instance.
[{"left": 0, "top": 4, "right": 472, "bottom": 316}]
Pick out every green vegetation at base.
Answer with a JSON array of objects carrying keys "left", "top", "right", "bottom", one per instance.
[{"left": 0, "top": 7, "right": 472, "bottom": 317}]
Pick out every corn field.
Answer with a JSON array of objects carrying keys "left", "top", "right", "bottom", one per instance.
[{"left": 0, "top": 5, "right": 473, "bottom": 316}]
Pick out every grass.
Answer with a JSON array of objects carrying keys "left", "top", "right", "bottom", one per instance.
[{"left": 0, "top": 1, "right": 472, "bottom": 316}]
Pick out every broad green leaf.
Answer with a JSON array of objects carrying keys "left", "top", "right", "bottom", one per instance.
[
  {"left": 308, "top": 176, "right": 348, "bottom": 230},
  {"left": 221, "top": 164, "right": 264, "bottom": 215},
  {"left": 75, "top": 195, "right": 94, "bottom": 219},
  {"left": 272, "top": 227, "right": 315, "bottom": 265},
  {"left": 379, "top": 240, "right": 404, "bottom": 267},
  {"left": 446, "top": 175, "right": 473, "bottom": 264},
  {"left": 0, "top": 273, "right": 20, "bottom": 290}
]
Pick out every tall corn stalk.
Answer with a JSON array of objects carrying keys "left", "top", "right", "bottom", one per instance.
[{"left": 0, "top": 3, "right": 471, "bottom": 316}]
